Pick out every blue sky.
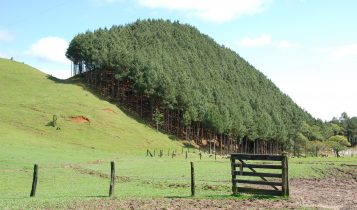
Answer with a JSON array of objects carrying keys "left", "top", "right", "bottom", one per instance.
[{"left": 1, "top": 0, "right": 357, "bottom": 120}]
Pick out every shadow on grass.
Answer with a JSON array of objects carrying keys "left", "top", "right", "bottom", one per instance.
[
  {"left": 46, "top": 75, "right": 74, "bottom": 84},
  {"left": 203, "top": 193, "right": 279, "bottom": 200},
  {"left": 164, "top": 195, "right": 193, "bottom": 199},
  {"left": 85, "top": 195, "right": 109, "bottom": 198},
  {"left": 0, "top": 195, "right": 108, "bottom": 200}
]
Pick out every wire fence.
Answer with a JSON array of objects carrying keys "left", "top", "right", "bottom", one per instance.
[{"left": 0, "top": 151, "right": 233, "bottom": 199}]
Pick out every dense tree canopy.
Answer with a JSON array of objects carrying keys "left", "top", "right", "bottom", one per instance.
[{"left": 66, "top": 19, "right": 317, "bottom": 144}]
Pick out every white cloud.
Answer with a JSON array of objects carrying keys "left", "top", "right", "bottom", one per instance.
[
  {"left": 0, "top": 30, "right": 13, "bottom": 42},
  {"left": 27, "top": 37, "right": 70, "bottom": 64},
  {"left": 238, "top": 34, "right": 299, "bottom": 48},
  {"left": 331, "top": 44, "right": 357, "bottom": 60},
  {"left": 137, "top": 0, "right": 272, "bottom": 22}
]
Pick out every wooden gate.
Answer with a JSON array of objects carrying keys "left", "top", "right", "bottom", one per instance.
[{"left": 230, "top": 153, "right": 289, "bottom": 196}]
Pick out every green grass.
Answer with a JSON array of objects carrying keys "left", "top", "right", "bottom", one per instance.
[
  {"left": 0, "top": 58, "right": 182, "bottom": 157},
  {"left": 2, "top": 152, "right": 356, "bottom": 209},
  {"left": 1, "top": 58, "right": 356, "bottom": 209}
]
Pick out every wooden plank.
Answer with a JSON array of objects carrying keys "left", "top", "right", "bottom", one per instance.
[
  {"left": 237, "top": 187, "right": 283, "bottom": 196},
  {"left": 239, "top": 163, "right": 243, "bottom": 175},
  {"left": 231, "top": 153, "right": 282, "bottom": 161},
  {"left": 233, "top": 171, "right": 282, "bottom": 178},
  {"left": 236, "top": 179, "right": 283, "bottom": 186},
  {"left": 235, "top": 163, "right": 282, "bottom": 169}
]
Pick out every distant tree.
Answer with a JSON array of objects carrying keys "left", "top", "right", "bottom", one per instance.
[
  {"left": 327, "top": 135, "right": 350, "bottom": 157},
  {"left": 332, "top": 112, "right": 357, "bottom": 146},
  {"left": 307, "top": 140, "right": 327, "bottom": 157},
  {"left": 152, "top": 107, "right": 164, "bottom": 131},
  {"left": 293, "top": 132, "right": 308, "bottom": 157}
]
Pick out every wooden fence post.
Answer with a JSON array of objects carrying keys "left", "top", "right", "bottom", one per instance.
[
  {"left": 282, "top": 152, "right": 289, "bottom": 196},
  {"left": 171, "top": 150, "right": 176, "bottom": 158},
  {"left": 109, "top": 161, "right": 115, "bottom": 197},
  {"left": 30, "top": 164, "right": 38, "bottom": 197},
  {"left": 190, "top": 162, "right": 195, "bottom": 196},
  {"left": 148, "top": 150, "right": 153, "bottom": 157},
  {"left": 230, "top": 158, "right": 237, "bottom": 194}
]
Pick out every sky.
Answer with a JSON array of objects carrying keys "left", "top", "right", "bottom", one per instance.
[{"left": 1, "top": 0, "right": 357, "bottom": 121}]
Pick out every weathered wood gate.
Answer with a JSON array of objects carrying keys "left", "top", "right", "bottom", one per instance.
[{"left": 230, "top": 153, "right": 289, "bottom": 196}]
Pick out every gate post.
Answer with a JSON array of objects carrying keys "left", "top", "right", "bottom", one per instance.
[
  {"left": 282, "top": 152, "right": 289, "bottom": 196},
  {"left": 231, "top": 157, "right": 237, "bottom": 194}
]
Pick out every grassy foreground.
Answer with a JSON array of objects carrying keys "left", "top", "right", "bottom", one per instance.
[
  {"left": 1, "top": 153, "right": 356, "bottom": 209},
  {"left": 1, "top": 58, "right": 356, "bottom": 209}
]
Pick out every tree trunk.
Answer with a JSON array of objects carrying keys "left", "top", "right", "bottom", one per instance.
[{"left": 220, "top": 133, "right": 223, "bottom": 155}]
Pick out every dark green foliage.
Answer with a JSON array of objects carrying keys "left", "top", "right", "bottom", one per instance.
[
  {"left": 66, "top": 19, "right": 314, "bottom": 143},
  {"left": 153, "top": 107, "right": 164, "bottom": 131},
  {"left": 330, "top": 112, "right": 357, "bottom": 146}
]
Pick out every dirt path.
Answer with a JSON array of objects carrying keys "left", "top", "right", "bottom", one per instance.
[
  {"left": 66, "top": 197, "right": 297, "bottom": 210},
  {"left": 290, "top": 167, "right": 357, "bottom": 210},
  {"left": 65, "top": 167, "right": 357, "bottom": 210},
  {"left": 291, "top": 178, "right": 357, "bottom": 210}
]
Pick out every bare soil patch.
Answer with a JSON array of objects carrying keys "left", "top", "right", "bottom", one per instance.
[
  {"left": 70, "top": 116, "right": 90, "bottom": 123},
  {"left": 291, "top": 166, "right": 357, "bottom": 210},
  {"left": 66, "top": 197, "right": 297, "bottom": 210}
]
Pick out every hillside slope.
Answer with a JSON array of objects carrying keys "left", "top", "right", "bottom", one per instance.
[{"left": 0, "top": 58, "right": 181, "bottom": 166}]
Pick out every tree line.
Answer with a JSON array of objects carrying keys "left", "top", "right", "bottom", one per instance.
[{"left": 66, "top": 19, "right": 355, "bottom": 155}]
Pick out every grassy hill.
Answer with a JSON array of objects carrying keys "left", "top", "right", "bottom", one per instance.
[{"left": 0, "top": 57, "right": 182, "bottom": 172}]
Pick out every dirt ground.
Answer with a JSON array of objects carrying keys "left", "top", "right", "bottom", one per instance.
[{"left": 65, "top": 166, "right": 357, "bottom": 210}]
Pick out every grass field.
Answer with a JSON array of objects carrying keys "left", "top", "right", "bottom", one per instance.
[
  {"left": 1, "top": 151, "right": 356, "bottom": 209},
  {"left": 1, "top": 58, "right": 356, "bottom": 209}
]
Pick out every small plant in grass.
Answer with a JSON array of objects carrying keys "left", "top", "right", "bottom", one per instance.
[
  {"left": 52, "top": 115, "right": 57, "bottom": 127},
  {"left": 49, "top": 115, "right": 61, "bottom": 130}
]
